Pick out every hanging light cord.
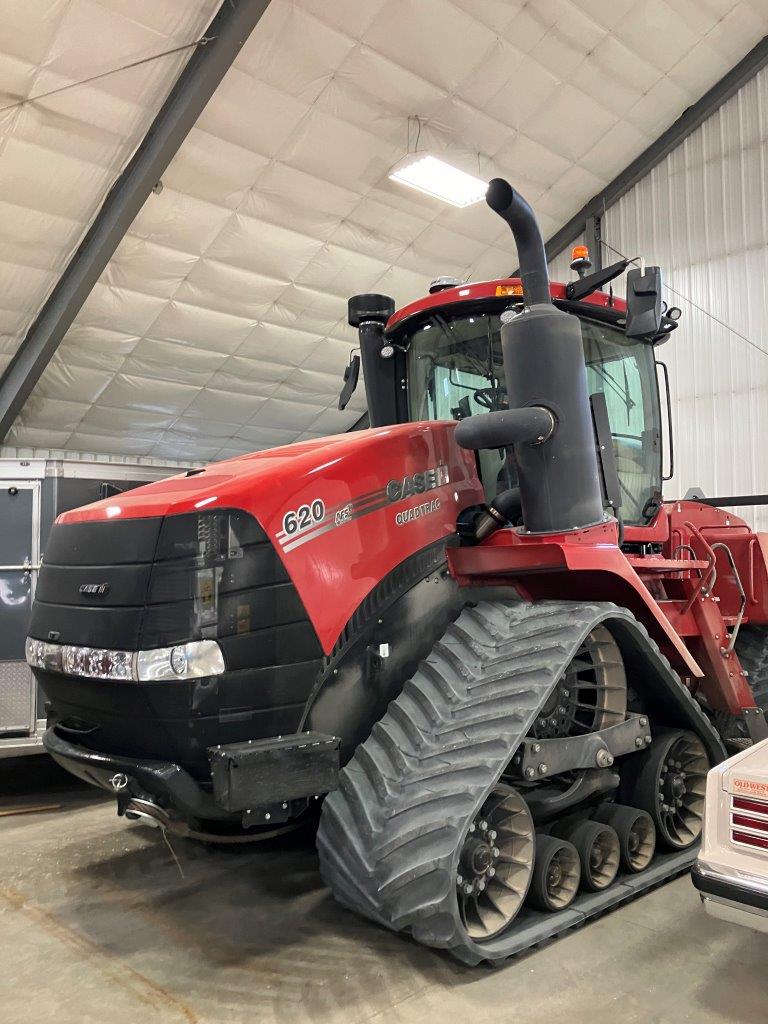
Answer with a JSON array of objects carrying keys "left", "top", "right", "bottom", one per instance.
[{"left": 601, "top": 237, "right": 767, "bottom": 359}]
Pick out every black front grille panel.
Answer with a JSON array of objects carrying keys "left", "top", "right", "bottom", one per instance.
[{"left": 32, "top": 509, "right": 324, "bottom": 773}]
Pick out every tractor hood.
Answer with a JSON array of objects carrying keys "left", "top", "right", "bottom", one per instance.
[{"left": 42, "top": 422, "right": 482, "bottom": 654}]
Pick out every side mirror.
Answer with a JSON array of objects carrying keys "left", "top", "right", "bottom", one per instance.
[
  {"left": 625, "top": 266, "right": 662, "bottom": 338},
  {"left": 338, "top": 353, "right": 360, "bottom": 410}
]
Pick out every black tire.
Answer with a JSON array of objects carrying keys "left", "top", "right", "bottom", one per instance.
[
  {"left": 528, "top": 835, "right": 580, "bottom": 911},
  {"left": 736, "top": 625, "right": 768, "bottom": 713},
  {"left": 592, "top": 803, "right": 656, "bottom": 872},
  {"left": 716, "top": 626, "right": 768, "bottom": 745},
  {"left": 550, "top": 819, "right": 620, "bottom": 892},
  {"left": 620, "top": 729, "right": 709, "bottom": 850}
]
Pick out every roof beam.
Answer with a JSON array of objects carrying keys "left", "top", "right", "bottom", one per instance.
[
  {"left": 537, "top": 34, "right": 768, "bottom": 267},
  {"left": 0, "top": 0, "right": 271, "bottom": 443}
]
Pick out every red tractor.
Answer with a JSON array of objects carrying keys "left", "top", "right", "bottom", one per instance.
[{"left": 28, "top": 179, "right": 768, "bottom": 965}]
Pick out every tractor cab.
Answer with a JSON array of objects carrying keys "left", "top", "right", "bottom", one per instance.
[{"left": 345, "top": 269, "right": 680, "bottom": 529}]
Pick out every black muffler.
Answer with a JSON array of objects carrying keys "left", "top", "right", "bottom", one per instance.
[{"left": 456, "top": 178, "right": 603, "bottom": 534}]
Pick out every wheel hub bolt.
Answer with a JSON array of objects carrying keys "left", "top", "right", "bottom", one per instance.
[
  {"left": 635, "top": 737, "right": 644, "bottom": 747},
  {"left": 561, "top": 688, "right": 570, "bottom": 698},
  {"left": 525, "top": 767, "right": 536, "bottom": 779},
  {"left": 491, "top": 847, "right": 500, "bottom": 859},
  {"left": 487, "top": 866, "right": 495, "bottom": 878},
  {"left": 479, "top": 820, "right": 488, "bottom": 831},
  {"left": 487, "top": 830, "right": 497, "bottom": 841},
  {"left": 538, "top": 763, "right": 549, "bottom": 775},
  {"left": 463, "top": 883, "right": 474, "bottom": 896},
  {"left": 477, "top": 879, "right": 486, "bottom": 892},
  {"left": 456, "top": 874, "right": 463, "bottom": 885}
]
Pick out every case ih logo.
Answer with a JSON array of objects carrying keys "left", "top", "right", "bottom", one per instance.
[
  {"left": 79, "top": 583, "right": 111, "bottom": 597},
  {"left": 386, "top": 465, "right": 449, "bottom": 503}
]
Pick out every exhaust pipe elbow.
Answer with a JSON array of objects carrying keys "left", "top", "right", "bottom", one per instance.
[{"left": 486, "top": 178, "right": 551, "bottom": 306}]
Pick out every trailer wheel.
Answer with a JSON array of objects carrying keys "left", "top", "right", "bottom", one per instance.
[{"left": 621, "top": 729, "right": 709, "bottom": 850}]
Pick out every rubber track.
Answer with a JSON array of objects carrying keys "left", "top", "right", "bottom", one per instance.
[
  {"left": 317, "top": 599, "right": 721, "bottom": 965},
  {"left": 735, "top": 625, "right": 768, "bottom": 713}
]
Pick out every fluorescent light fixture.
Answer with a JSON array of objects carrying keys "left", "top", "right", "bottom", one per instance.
[{"left": 389, "top": 154, "right": 487, "bottom": 208}]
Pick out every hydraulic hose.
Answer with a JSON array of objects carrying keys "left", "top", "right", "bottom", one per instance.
[{"left": 486, "top": 178, "right": 551, "bottom": 306}]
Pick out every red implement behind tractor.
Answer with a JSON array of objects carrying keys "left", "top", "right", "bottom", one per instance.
[{"left": 27, "top": 179, "right": 768, "bottom": 964}]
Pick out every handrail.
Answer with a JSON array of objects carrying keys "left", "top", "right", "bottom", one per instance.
[
  {"left": 681, "top": 521, "right": 717, "bottom": 616},
  {"left": 710, "top": 541, "right": 747, "bottom": 655}
]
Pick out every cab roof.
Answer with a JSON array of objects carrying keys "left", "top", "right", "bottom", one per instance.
[{"left": 387, "top": 278, "right": 627, "bottom": 334}]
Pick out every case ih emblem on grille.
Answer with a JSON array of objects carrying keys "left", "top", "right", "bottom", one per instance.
[{"left": 79, "top": 583, "right": 111, "bottom": 597}]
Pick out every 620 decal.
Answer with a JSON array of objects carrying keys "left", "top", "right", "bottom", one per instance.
[{"left": 282, "top": 499, "right": 325, "bottom": 536}]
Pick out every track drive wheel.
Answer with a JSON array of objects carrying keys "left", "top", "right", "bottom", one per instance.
[
  {"left": 528, "top": 835, "right": 580, "bottom": 911},
  {"left": 551, "top": 819, "right": 621, "bottom": 892},
  {"left": 592, "top": 803, "right": 656, "bottom": 872},
  {"left": 621, "top": 729, "right": 709, "bottom": 850}
]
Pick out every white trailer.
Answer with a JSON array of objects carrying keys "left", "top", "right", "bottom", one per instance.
[{"left": 693, "top": 735, "right": 768, "bottom": 933}]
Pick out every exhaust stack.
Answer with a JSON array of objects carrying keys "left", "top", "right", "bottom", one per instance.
[{"left": 456, "top": 178, "right": 603, "bottom": 534}]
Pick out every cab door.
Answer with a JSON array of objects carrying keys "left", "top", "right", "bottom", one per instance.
[{"left": 0, "top": 481, "right": 40, "bottom": 735}]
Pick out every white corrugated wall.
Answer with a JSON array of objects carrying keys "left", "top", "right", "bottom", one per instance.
[{"left": 600, "top": 65, "right": 768, "bottom": 529}]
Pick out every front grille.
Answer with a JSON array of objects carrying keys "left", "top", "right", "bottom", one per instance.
[
  {"left": 731, "top": 794, "right": 768, "bottom": 854},
  {"left": 30, "top": 508, "right": 324, "bottom": 774}
]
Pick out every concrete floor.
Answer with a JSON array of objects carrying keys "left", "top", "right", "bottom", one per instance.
[{"left": 1, "top": 758, "right": 766, "bottom": 1024}]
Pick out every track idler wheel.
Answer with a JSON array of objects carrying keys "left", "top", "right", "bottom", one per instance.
[
  {"left": 592, "top": 803, "right": 656, "bottom": 872},
  {"left": 550, "top": 819, "right": 621, "bottom": 892},
  {"left": 456, "top": 785, "right": 535, "bottom": 941},
  {"left": 528, "top": 835, "right": 581, "bottom": 912},
  {"left": 621, "top": 729, "right": 709, "bottom": 850}
]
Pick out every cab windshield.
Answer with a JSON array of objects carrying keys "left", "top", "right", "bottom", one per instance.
[{"left": 406, "top": 310, "right": 661, "bottom": 526}]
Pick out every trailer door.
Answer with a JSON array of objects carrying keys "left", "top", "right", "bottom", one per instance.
[{"left": 0, "top": 480, "right": 40, "bottom": 736}]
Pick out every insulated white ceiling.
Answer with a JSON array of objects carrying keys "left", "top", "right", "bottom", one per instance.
[{"left": 2, "top": 0, "right": 768, "bottom": 461}]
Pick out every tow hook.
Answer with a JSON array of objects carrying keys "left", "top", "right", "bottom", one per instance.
[{"left": 109, "top": 772, "right": 129, "bottom": 791}]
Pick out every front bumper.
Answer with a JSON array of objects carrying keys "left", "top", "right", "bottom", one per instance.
[
  {"left": 43, "top": 725, "right": 230, "bottom": 821},
  {"left": 692, "top": 861, "right": 768, "bottom": 933},
  {"left": 43, "top": 725, "right": 340, "bottom": 826}
]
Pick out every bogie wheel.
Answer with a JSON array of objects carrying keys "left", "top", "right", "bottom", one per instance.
[
  {"left": 531, "top": 624, "right": 627, "bottom": 740},
  {"left": 457, "top": 785, "right": 535, "bottom": 941},
  {"left": 592, "top": 803, "right": 656, "bottom": 872},
  {"left": 621, "top": 729, "right": 709, "bottom": 850},
  {"left": 551, "top": 819, "right": 621, "bottom": 892},
  {"left": 528, "top": 835, "right": 580, "bottom": 912}
]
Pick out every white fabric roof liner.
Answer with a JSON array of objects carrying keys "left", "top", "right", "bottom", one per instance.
[{"left": 2, "top": 0, "right": 767, "bottom": 460}]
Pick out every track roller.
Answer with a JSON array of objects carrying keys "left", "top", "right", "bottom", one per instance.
[
  {"left": 528, "top": 834, "right": 581, "bottom": 911},
  {"left": 621, "top": 729, "right": 709, "bottom": 850},
  {"left": 550, "top": 819, "right": 621, "bottom": 892},
  {"left": 592, "top": 803, "right": 655, "bottom": 872}
]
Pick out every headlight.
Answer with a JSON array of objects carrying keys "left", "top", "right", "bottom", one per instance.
[
  {"left": 136, "top": 641, "right": 225, "bottom": 681},
  {"left": 25, "top": 637, "right": 225, "bottom": 682}
]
